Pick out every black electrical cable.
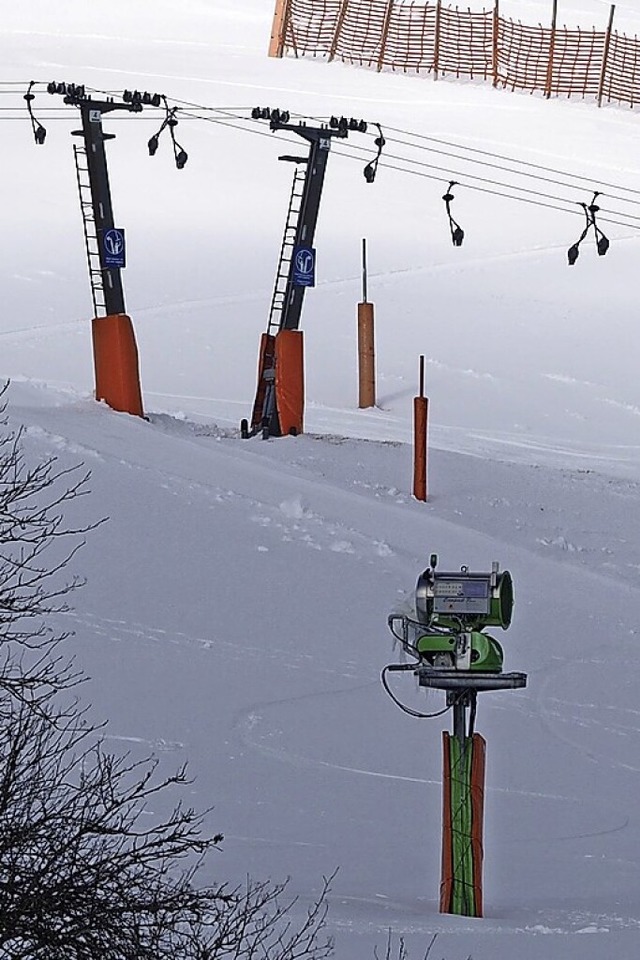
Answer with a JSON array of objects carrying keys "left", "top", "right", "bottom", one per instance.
[
  {"left": 381, "top": 664, "right": 453, "bottom": 719},
  {"left": 468, "top": 693, "right": 477, "bottom": 738}
]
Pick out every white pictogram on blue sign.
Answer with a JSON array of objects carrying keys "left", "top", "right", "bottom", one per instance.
[
  {"left": 102, "top": 228, "right": 126, "bottom": 269},
  {"left": 292, "top": 246, "right": 315, "bottom": 287}
]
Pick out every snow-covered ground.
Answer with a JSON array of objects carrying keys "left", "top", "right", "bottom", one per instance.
[{"left": 4, "top": 2, "right": 640, "bottom": 957}]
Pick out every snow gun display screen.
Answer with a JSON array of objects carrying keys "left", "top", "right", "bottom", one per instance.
[{"left": 432, "top": 576, "right": 491, "bottom": 616}]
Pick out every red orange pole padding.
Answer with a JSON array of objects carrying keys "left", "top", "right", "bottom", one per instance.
[
  {"left": 470, "top": 733, "right": 487, "bottom": 918},
  {"left": 91, "top": 314, "right": 144, "bottom": 418},
  {"left": 275, "top": 329, "right": 304, "bottom": 436}
]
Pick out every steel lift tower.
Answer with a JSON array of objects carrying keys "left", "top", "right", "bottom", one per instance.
[
  {"left": 243, "top": 110, "right": 382, "bottom": 439},
  {"left": 26, "top": 82, "right": 184, "bottom": 417}
]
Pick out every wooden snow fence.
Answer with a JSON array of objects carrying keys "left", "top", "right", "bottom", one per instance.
[{"left": 269, "top": 0, "right": 640, "bottom": 109}]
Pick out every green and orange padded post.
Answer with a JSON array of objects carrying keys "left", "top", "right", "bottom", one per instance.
[
  {"left": 440, "top": 721, "right": 486, "bottom": 915},
  {"left": 384, "top": 554, "right": 527, "bottom": 917}
]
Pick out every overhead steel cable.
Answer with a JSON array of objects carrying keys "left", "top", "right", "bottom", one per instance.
[
  {"left": 308, "top": 112, "right": 640, "bottom": 208},
  {"left": 9, "top": 82, "right": 640, "bottom": 232},
  {"left": 382, "top": 124, "right": 640, "bottom": 202},
  {"left": 381, "top": 133, "right": 640, "bottom": 210},
  {"left": 174, "top": 107, "right": 640, "bottom": 231},
  {"left": 334, "top": 150, "right": 640, "bottom": 231},
  {"left": 15, "top": 81, "right": 640, "bottom": 209}
]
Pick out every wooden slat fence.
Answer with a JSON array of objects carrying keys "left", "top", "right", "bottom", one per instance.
[
  {"left": 275, "top": 0, "right": 640, "bottom": 109},
  {"left": 382, "top": 2, "right": 436, "bottom": 73},
  {"left": 494, "top": 19, "right": 551, "bottom": 93},
  {"left": 285, "top": 0, "right": 342, "bottom": 58},
  {"left": 603, "top": 33, "right": 640, "bottom": 107},
  {"left": 435, "top": 6, "right": 493, "bottom": 80},
  {"left": 331, "top": 0, "right": 389, "bottom": 67},
  {"left": 549, "top": 28, "right": 605, "bottom": 98}
]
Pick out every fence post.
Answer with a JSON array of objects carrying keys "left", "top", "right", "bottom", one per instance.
[
  {"left": 329, "top": 0, "right": 350, "bottom": 62},
  {"left": 545, "top": 0, "right": 558, "bottom": 98},
  {"left": 598, "top": 4, "right": 616, "bottom": 107},
  {"left": 377, "top": 0, "right": 395, "bottom": 72},
  {"left": 269, "top": 0, "right": 293, "bottom": 58},
  {"left": 492, "top": 0, "right": 500, "bottom": 87},
  {"left": 434, "top": 0, "right": 442, "bottom": 79}
]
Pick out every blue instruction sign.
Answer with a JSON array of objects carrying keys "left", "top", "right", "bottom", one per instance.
[
  {"left": 292, "top": 246, "right": 316, "bottom": 287},
  {"left": 101, "top": 228, "right": 126, "bottom": 269}
]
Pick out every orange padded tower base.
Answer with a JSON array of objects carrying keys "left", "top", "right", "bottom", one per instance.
[
  {"left": 275, "top": 329, "right": 304, "bottom": 435},
  {"left": 91, "top": 314, "right": 144, "bottom": 418}
]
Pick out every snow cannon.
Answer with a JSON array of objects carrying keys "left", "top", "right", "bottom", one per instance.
[
  {"left": 412, "top": 556, "right": 510, "bottom": 673},
  {"left": 388, "top": 555, "right": 525, "bottom": 689},
  {"left": 382, "top": 554, "right": 527, "bottom": 920}
]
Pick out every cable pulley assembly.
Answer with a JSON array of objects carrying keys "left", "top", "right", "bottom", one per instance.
[
  {"left": 442, "top": 180, "right": 464, "bottom": 246},
  {"left": 567, "top": 191, "right": 610, "bottom": 265},
  {"left": 363, "top": 122, "right": 385, "bottom": 183},
  {"left": 251, "top": 106, "right": 291, "bottom": 124},
  {"left": 329, "top": 115, "right": 368, "bottom": 134},
  {"left": 123, "top": 89, "right": 162, "bottom": 108},
  {"left": 47, "top": 81, "right": 86, "bottom": 99}
]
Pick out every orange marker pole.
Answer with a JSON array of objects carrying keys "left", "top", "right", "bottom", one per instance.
[
  {"left": 357, "top": 238, "right": 376, "bottom": 408},
  {"left": 413, "top": 355, "right": 428, "bottom": 501}
]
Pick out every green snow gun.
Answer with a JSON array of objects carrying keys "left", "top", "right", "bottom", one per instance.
[
  {"left": 383, "top": 555, "right": 527, "bottom": 920},
  {"left": 388, "top": 554, "right": 514, "bottom": 678}
]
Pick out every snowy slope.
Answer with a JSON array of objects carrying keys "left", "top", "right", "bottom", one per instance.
[
  {"left": 8, "top": 377, "right": 640, "bottom": 960},
  {"left": 3, "top": 2, "right": 640, "bottom": 958}
]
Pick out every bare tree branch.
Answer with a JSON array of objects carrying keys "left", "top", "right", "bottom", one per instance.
[{"left": 0, "top": 386, "right": 335, "bottom": 958}]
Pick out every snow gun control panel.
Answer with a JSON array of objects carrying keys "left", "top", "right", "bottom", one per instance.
[{"left": 415, "top": 555, "right": 513, "bottom": 631}]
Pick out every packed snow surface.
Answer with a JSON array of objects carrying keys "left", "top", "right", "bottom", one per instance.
[{"left": 4, "top": 2, "right": 640, "bottom": 957}]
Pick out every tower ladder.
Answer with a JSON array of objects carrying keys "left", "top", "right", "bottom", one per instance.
[
  {"left": 73, "top": 144, "right": 106, "bottom": 317},
  {"left": 266, "top": 165, "right": 306, "bottom": 337}
]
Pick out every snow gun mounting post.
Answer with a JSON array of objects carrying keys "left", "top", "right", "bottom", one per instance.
[
  {"left": 241, "top": 111, "right": 380, "bottom": 440},
  {"left": 29, "top": 82, "right": 171, "bottom": 418},
  {"left": 384, "top": 554, "right": 527, "bottom": 918}
]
